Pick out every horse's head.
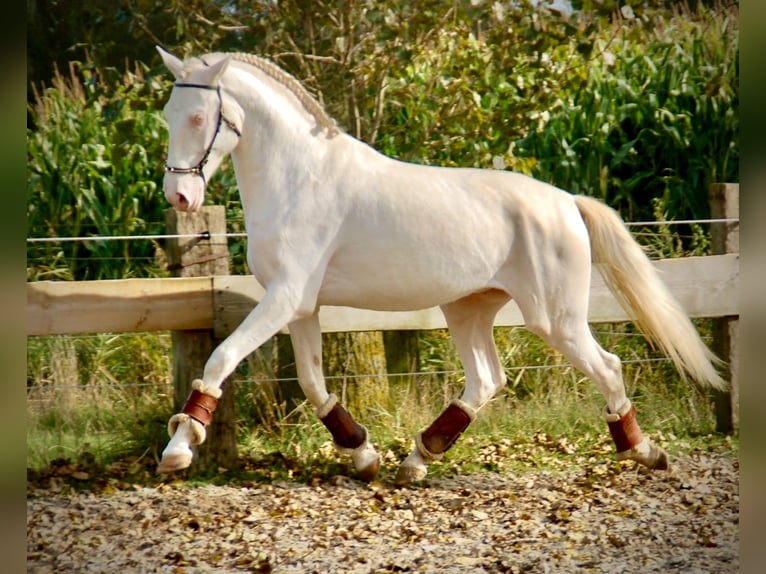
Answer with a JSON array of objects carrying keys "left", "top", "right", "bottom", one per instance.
[{"left": 157, "top": 47, "right": 243, "bottom": 212}]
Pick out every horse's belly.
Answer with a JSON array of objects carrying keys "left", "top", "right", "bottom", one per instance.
[
  {"left": 317, "top": 250, "right": 500, "bottom": 311},
  {"left": 317, "top": 282, "right": 455, "bottom": 311}
]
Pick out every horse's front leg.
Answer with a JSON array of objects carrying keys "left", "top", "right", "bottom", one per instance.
[
  {"left": 158, "top": 379, "right": 222, "bottom": 473},
  {"left": 290, "top": 314, "right": 380, "bottom": 482},
  {"left": 395, "top": 292, "right": 509, "bottom": 486},
  {"left": 157, "top": 284, "right": 304, "bottom": 474}
]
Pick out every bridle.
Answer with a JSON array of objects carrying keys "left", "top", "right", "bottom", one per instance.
[{"left": 164, "top": 83, "right": 242, "bottom": 184}]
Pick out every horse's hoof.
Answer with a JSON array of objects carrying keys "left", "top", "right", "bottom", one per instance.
[
  {"left": 157, "top": 452, "right": 193, "bottom": 474},
  {"left": 394, "top": 464, "right": 427, "bottom": 487},
  {"left": 357, "top": 456, "right": 381, "bottom": 483},
  {"left": 617, "top": 439, "right": 669, "bottom": 471},
  {"left": 647, "top": 445, "right": 669, "bottom": 470}
]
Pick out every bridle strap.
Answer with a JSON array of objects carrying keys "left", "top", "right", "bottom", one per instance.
[{"left": 164, "top": 83, "right": 241, "bottom": 182}]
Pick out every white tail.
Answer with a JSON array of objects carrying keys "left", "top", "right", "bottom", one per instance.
[{"left": 574, "top": 195, "right": 725, "bottom": 389}]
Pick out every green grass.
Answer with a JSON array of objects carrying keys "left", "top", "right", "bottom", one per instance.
[
  {"left": 27, "top": 320, "right": 734, "bottom": 490},
  {"left": 26, "top": 333, "right": 174, "bottom": 472}
]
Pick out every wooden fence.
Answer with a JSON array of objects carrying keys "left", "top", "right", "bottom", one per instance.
[
  {"left": 26, "top": 184, "right": 740, "bottom": 468},
  {"left": 27, "top": 253, "right": 739, "bottom": 338}
]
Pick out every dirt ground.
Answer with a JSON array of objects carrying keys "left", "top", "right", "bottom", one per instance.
[{"left": 27, "top": 450, "right": 738, "bottom": 573}]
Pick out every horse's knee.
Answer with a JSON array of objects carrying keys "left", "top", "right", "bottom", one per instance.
[
  {"left": 461, "top": 376, "right": 501, "bottom": 409},
  {"left": 204, "top": 344, "right": 240, "bottom": 383}
]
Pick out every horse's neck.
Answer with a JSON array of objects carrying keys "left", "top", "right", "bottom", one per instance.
[
  {"left": 232, "top": 110, "right": 378, "bottom": 202},
  {"left": 233, "top": 125, "right": 332, "bottom": 183},
  {"left": 227, "top": 68, "right": 388, "bottom": 215},
  {"left": 230, "top": 115, "right": 357, "bottom": 226}
]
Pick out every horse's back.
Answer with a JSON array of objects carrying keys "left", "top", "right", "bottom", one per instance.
[{"left": 318, "top": 154, "right": 590, "bottom": 311}]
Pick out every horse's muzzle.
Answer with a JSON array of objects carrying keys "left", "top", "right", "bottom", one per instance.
[{"left": 164, "top": 175, "right": 204, "bottom": 212}]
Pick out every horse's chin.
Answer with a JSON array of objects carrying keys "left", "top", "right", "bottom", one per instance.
[
  {"left": 170, "top": 198, "right": 191, "bottom": 212},
  {"left": 172, "top": 199, "right": 197, "bottom": 213}
]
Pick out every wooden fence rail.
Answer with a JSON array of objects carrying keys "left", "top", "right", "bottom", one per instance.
[
  {"left": 26, "top": 185, "right": 741, "bottom": 471},
  {"left": 27, "top": 185, "right": 741, "bottom": 442},
  {"left": 27, "top": 253, "right": 738, "bottom": 338}
]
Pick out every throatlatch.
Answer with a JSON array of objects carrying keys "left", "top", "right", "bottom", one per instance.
[{"left": 416, "top": 399, "right": 477, "bottom": 462}]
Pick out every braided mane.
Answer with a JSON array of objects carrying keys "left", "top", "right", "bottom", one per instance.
[{"left": 207, "top": 52, "right": 339, "bottom": 137}]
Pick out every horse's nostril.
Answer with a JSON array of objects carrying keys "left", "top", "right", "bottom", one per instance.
[{"left": 176, "top": 192, "right": 189, "bottom": 208}]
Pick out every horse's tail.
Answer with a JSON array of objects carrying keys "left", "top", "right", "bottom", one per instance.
[{"left": 574, "top": 195, "right": 725, "bottom": 389}]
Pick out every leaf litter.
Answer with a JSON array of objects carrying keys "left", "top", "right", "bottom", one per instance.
[{"left": 27, "top": 449, "right": 737, "bottom": 573}]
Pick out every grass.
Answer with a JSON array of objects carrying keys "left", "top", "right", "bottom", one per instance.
[
  {"left": 26, "top": 322, "right": 735, "bottom": 490},
  {"left": 26, "top": 333, "right": 174, "bottom": 471}
]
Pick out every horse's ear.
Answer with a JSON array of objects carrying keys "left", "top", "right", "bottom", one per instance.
[
  {"left": 157, "top": 46, "right": 184, "bottom": 79},
  {"left": 197, "top": 57, "right": 231, "bottom": 87}
]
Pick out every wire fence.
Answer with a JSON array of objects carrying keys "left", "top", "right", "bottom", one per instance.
[
  {"left": 26, "top": 333, "right": 679, "bottom": 451},
  {"left": 25, "top": 215, "right": 740, "bottom": 282},
  {"left": 26, "top": 215, "right": 729, "bottom": 467},
  {"left": 26, "top": 215, "right": 727, "bottom": 398},
  {"left": 26, "top": 329, "right": 690, "bottom": 471},
  {"left": 25, "top": 355, "right": 673, "bottom": 395},
  {"left": 25, "top": 217, "right": 739, "bottom": 244}
]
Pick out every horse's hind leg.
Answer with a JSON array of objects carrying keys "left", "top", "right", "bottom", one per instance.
[
  {"left": 395, "top": 289, "right": 510, "bottom": 486},
  {"left": 289, "top": 314, "right": 380, "bottom": 481},
  {"left": 519, "top": 288, "right": 669, "bottom": 471}
]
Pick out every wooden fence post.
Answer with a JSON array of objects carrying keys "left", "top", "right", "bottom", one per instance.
[
  {"left": 709, "top": 183, "right": 739, "bottom": 434},
  {"left": 165, "top": 206, "right": 238, "bottom": 472},
  {"left": 383, "top": 331, "right": 420, "bottom": 388}
]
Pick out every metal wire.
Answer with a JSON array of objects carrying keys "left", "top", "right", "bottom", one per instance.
[
  {"left": 26, "top": 218, "right": 738, "bottom": 244},
  {"left": 26, "top": 232, "right": 247, "bottom": 243},
  {"left": 25, "top": 357, "right": 672, "bottom": 394},
  {"left": 624, "top": 217, "right": 738, "bottom": 227}
]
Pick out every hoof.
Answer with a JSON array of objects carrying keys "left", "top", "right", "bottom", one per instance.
[
  {"left": 646, "top": 444, "right": 669, "bottom": 470},
  {"left": 394, "top": 463, "right": 427, "bottom": 487},
  {"left": 157, "top": 452, "right": 193, "bottom": 474},
  {"left": 357, "top": 456, "right": 381, "bottom": 483},
  {"left": 617, "top": 438, "right": 670, "bottom": 471}
]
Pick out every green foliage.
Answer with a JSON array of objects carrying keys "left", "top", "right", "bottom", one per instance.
[
  {"left": 26, "top": 1, "right": 738, "bottom": 279},
  {"left": 27, "top": 334, "right": 174, "bottom": 470},
  {"left": 26, "top": 2, "right": 737, "bottom": 478},
  {"left": 27, "top": 63, "right": 172, "bottom": 280},
  {"left": 514, "top": 2, "right": 738, "bottom": 222}
]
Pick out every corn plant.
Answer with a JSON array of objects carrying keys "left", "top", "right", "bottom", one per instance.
[
  {"left": 27, "top": 62, "right": 172, "bottom": 280},
  {"left": 513, "top": 3, "right": 738, "bottom": 223}
]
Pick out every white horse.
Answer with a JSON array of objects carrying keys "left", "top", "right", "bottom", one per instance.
[{"left": 155, "top": 47, "right": 723, "bottom": 484}]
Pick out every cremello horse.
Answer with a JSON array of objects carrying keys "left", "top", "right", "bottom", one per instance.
[{"left": 155, "top": 47, "right": 723, "bottom": 485}]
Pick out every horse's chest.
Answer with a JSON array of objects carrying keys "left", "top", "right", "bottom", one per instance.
[{"left": 244, "top": 231, "right": 283, "bottom": 285}]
